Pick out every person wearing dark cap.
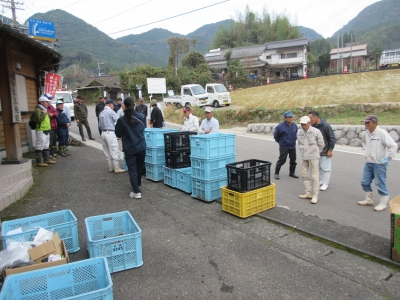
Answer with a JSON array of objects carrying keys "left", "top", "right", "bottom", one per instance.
[
  {"left": 74, "top": 96, "right": 95, "bottom": 141},
  {"left": 149, "top": 99, "right": 163, "bottom": 128},
  {"left": 358, "top": 115, "right": 397, "bottom": 211},
  {"left": 96, "top": 96, "right": 106, "bottom": 135},
  {"left": 99, "top": 99, "right": 126, "bottom": 173},
  {"left": 182, "top": 106, "right": 199, "bottom": 131},
  {"left": 114, "top": 98, "right": 122, "bottom": 113},
  {"left": 273, "top": 111, "right": 299, "bottom": 180},
  {"left": 135, "top": 97, "right": 148, "bottom": 126},
  {"left": 55, "top": 100, "right": 71, "bottom": 157}
]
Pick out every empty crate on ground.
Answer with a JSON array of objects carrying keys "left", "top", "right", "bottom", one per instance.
[
  {"left": 1, "top": 209, "right": 80, "bottom": 253},
  {"left": 85, "top": 211, "right": 143, "bottom": 273},
  {"left": 191, "top": 155, "right": 236, "bottom": 180},
  {"left": 0, "top": 257, "right": 113, "bottom": 300},
  {"left": 191, "top": 176, "right": 228, "bottom": 202},
  {"left": 176, "top": 167, "right": 192, "bottom": 193},
  {"left": 226, "top": 159, "right": 271, "bottom": 192},
  {"left": 222, "top": 184, "right": 276, "bottom": 218}
]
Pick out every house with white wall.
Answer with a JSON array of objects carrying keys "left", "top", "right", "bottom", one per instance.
[{"left": 205, "top": 38, "right": 310, "bottom": 80}]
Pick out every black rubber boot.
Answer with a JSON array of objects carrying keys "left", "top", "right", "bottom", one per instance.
[
  {"left": 88, "top": 130, "right": 95, "bottom": 140},
  {"left": 289, "top": 163, "right": 299, "bottom": 178},
  {"left": 274, "top": 166, "right": 280, "bottom": 180},
  {"left": 35, "top": 150, "right": 48, "bottom": 167},
  {"left": 43, "top": 149, "right": 56, "bottom": 164},
  {"left": 79, "top": 128, "right": 86, "bottom": 141}
]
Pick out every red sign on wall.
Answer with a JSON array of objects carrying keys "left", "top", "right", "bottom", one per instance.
[{"left": 45, "top": 73, "right": 61, "bottom": 97}]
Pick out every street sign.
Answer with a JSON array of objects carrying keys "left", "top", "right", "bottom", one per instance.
[{"left": 29, "top": 19, "right": 56, "bottom": 42}]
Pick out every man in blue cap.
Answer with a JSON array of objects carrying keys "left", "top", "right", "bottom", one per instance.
[{"left": 273, "top": 111, "right": 299, "bottom": 180}]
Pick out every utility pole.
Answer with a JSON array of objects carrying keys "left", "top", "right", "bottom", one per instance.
[
  {"left": 0, "top": 0, "right": 24, "bottom": 28},
  {"left": 97, "top": 60, "right": 104, "bottom": 77}
]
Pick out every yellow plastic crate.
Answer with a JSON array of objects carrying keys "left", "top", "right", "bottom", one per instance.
[{"left": 221, "top": 184, "right": 275, "bottom": 218}]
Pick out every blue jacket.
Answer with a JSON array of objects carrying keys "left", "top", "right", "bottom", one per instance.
[
  {"left": 56, "top": 109, "right": 70, "bottom": 130},
  {"left": 115, "top": 111, "right": 146, "bottom": 155},
  {"left": 274, "top": 121, "right": 298, "bottom": 149}
]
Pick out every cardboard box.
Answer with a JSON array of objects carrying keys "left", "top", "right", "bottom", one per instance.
[
  {"left": 3, "top": 232, "right": 69, "bottom": 277},
  {"left": 390, "top": 196, "right": 400, "bottom": 261}
]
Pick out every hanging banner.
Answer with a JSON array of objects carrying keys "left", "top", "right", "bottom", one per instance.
[{"left": 45, "top": 73, "right": 61, "bottom": 97}]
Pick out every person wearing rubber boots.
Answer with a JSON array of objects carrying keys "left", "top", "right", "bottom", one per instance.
[
  {"left": 55, "top": 100, "right": 71, "bottom": 157},
  {"left": 358, "top": 115, "right": 397, "bottom": 211},
  {"left": 273, "top": 111, "right": 299, "bottom": 179},
  {"left": 297, "top": 116, "right": 325, "bottom": 204},
  {"left": 34, "top": 96, "right": 56, "bottom": 167},
  {"left": 99, "top": 99, "right": 126, "bottom": 174},
  {"left": 74, "top": 96, "right": 95, "bottom": 141}
]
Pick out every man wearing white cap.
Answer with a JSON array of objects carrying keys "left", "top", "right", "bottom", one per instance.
[
  {"left": 297, "top": 116, "right": 325, "bottom": 204},
  {"left": 33, "top": 96, "right": 57, "bottom": 167},
  {"left": 199, "top": 107, "right": 219, "bottom": 134}
]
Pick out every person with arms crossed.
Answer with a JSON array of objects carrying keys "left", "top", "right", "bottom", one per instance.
[
  {"left": 182, "top": 106, "right": 199, "bottom": 131},
  {"left": 199, "top": 107, "right": 219, "bottom": 134}
]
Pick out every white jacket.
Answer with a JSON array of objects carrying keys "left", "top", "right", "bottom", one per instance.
[
  {"left": 297, "top": 126, "right": 325, "bottom": 160},
  {"left": 183, "top": 114, "right": 199, "bottom": 131},
  {"left": 362, "top": 126, "right": 397, "bottom": 164}
]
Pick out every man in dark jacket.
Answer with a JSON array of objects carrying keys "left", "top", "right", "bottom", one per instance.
[
  {"left": 114, "top": 98, "right": 122, "bottom": 113},
  {"left": 135, "top": 97, "right": 148, "bottom": 127},
  {"left": 308, "top": 110, "right": 336, "bottom": 191},
  {"left": 149, "top": 99, "right": 163, "bottom": 128},
  {"left": 273, "top": 111, "right": 299, "bottom": 180},
  {"left": 95, "top": 96, "right": 106, "bottom": 134},
  {"left": 56, "top": 100, "right": 71, "bottom": 157},
  {"left": 74, "top": 96, "right": 95, "bottom": 141}
]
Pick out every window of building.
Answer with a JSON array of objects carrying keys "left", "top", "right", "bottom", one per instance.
[
  {"left": 275, "top": 72, "right": 280, "bottom": 77},
  {"left": 287, "top": 53, "right": 297, "bottom": 58},
  {"left": 281, "top": 54, "right": 285, "bottom": 59},
  {"left": 266, "top": 55, "right": 271, "bottom": 59}
]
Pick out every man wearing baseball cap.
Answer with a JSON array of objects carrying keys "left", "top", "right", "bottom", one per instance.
[
  {"left": 44, "top": 93, "right": 59, "bottom": 158},
  {"left": 34, "top": 96, "right": 57, "bottom": 167},
  {"left": 273, "top": 111, "right": 299, "bottom": 179},
  {"left": 358, "top": 115, "right": 397, "bottom": 211},
  {"left": 182, "top": 106, "right": 199, "bottom": 131},
  {"left": 199, "top": 107, "right": 219, "bottom": 134},
  {"left": 297, "top": 116, "right": 325, "bottom": 204}
]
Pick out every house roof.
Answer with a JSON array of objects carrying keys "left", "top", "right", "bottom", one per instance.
[
  {"left": 0, "top": 20, "right": 62, "bottom": 70},
  {"left": 265, "top": 37, "right": 309, "bottom": 50},
  {"left": 330, "top": 44, "right": 368, "bottom": 54},
  {"left": 78, "top": 75, "right": 120, "bottom": 89}
]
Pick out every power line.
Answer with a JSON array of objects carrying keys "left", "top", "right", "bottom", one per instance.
[{"left": 59, "top": 0, "right": 229, "bottom": 45}]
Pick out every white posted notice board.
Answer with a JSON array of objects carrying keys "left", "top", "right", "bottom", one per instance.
[{"left": 147, "top": 78, "right": 166, "bottom": 94}]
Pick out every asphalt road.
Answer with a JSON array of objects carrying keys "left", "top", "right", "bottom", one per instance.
[{"left": 70, "top": 105, "right": 400, "bottom": 239}]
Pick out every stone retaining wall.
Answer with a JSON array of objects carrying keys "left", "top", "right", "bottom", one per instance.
[{"left": 247, "top": 124, "right": 400, "bottom": 151}]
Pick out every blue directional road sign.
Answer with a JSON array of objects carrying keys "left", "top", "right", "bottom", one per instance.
[{"left": 29, "top": 19, "right": 56, "bottom": 42}]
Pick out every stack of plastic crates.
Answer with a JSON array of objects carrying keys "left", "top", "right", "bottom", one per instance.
[
  {"left": 163, "top": 131, "right": 197, "bottom": 189},
  {"left": 144, "top": 128, "right": 179, "bottom": 181},
  {"left": 189, "top": 133, "right": 236, "bottom": 202},
  {"left": 222, "top": 159, "right": 275, "bottom": 218}
]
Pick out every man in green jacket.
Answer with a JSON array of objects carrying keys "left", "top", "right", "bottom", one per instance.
[
  {"left": 74, "top": 96, "right": 95, "bottom": 141},
  {"left": 34, "top": 96, "right": 56, "bottom": 167}
]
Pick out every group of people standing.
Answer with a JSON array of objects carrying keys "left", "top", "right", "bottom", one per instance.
[{"left": 273, "top": 110, "right": 397, "bottom": 211}]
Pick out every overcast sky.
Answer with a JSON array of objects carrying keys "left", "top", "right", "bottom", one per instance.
[{"left": 7, "top": 0, "right": 380, "bottom": 39}]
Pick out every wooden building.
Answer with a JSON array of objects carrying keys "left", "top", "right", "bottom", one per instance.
[
  {"left": 77, "top": 75, "right": 124, "bottom": 103},
  {"left": 0, "top": 21, "right": 62, "bottom": 162}
]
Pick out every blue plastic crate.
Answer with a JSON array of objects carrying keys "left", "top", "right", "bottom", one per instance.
[
  {"left": 164, "top": 167, "right": 177, "bottom": 188},
  {"left": 191, "top": 155, "right": 236, "bottom": 180},
  {"left": 145, "top": 147, "right": 165, "bottom": 164},
  {"left": 190, "top": 133, "right": 236, "bottom": 159},
  {"left": 176, "top": 167, "right": 192, "bottom": 193},
  {"left": 144, "top": 128, "right": 179, "bottom": 148},
  {"left": 191, "top": 176, "right": 227, "bottom": 202},
  {"left": 146, "top": 162, "right": 164, "bottom": 181},
  {"left": 1, "top": 209, "right": 80, "bottom": 253},
  {"left": 85, "top": 211, "right": 143, "bottom": 273},
  {"left": 0, "top": 257, "right": 113, "bottom": 300}
]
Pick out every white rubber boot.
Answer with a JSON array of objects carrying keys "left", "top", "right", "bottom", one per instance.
[
  {"left": 299, "top": 181, "right": 313, "bottom": 199},
  {"left": 357, "top": 192, "right": 374, "bottom": 206},
  {"left": 320, "top": 171, "right": 331, "bottom": 191},
  {"left": 108, "top": 160, "right": 114, "bottom": 173},
  {"left": 113, "top": 160, "right": 126, "bottom": 174},
  {"left": 374, "top": 195, "right": 389, "bottom": 211}
]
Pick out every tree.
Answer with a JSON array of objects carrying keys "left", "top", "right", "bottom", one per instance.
[
  {"left": 181, "top": 51, "right": 207, "bottom": 69},
  {"left": 213, "top": 5, "right": 300, "bottom": 49},
  {"left": 167, "top": 37, "right": 197, "bottom": 76},
  {"left": 318, "top": 53, "right": 331, "bottom": 73},
  {"left": 310, "top": 38, "right": 332, "bottom": 58}
]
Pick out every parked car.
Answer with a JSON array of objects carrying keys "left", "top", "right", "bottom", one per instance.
[
  {"left": 52, "top": 91, "right": 75, "bottom": 120},
  {"left": 163, "top": 84, "right": 209, "bottom": 108},
  {"left": 205, "top": 83, "right": 231, "bottom": 107}
]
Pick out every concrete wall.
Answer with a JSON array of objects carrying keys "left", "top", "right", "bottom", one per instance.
[{"left": 247, "top": 123, "right": 400, "bottom": 151}]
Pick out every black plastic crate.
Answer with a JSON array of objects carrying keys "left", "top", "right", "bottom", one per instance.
[
  {"left": 165, "top": 151, "right": 191, "bottom": 169},
  {"left": 226, "top": 159, "right": 271, "bottom": 192},
  {"left": 164, "top": 132, "right": 197, "bottom": 152}
]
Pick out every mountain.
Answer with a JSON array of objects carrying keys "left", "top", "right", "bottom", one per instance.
[
  {"left": 330, "top": 0, "right": 400, "bottom": 50},
  {"left": 29, "top": 9, "right": 165, "bottom": 71},
  {"left": 186, "top": 19, "right": 232, "bottom": 42},
  {"left": 0, "top": 14, "right": 20, "bottom": 26},
  {"left": 298, "top": 26, "right": 323, "bottom": 41}
]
